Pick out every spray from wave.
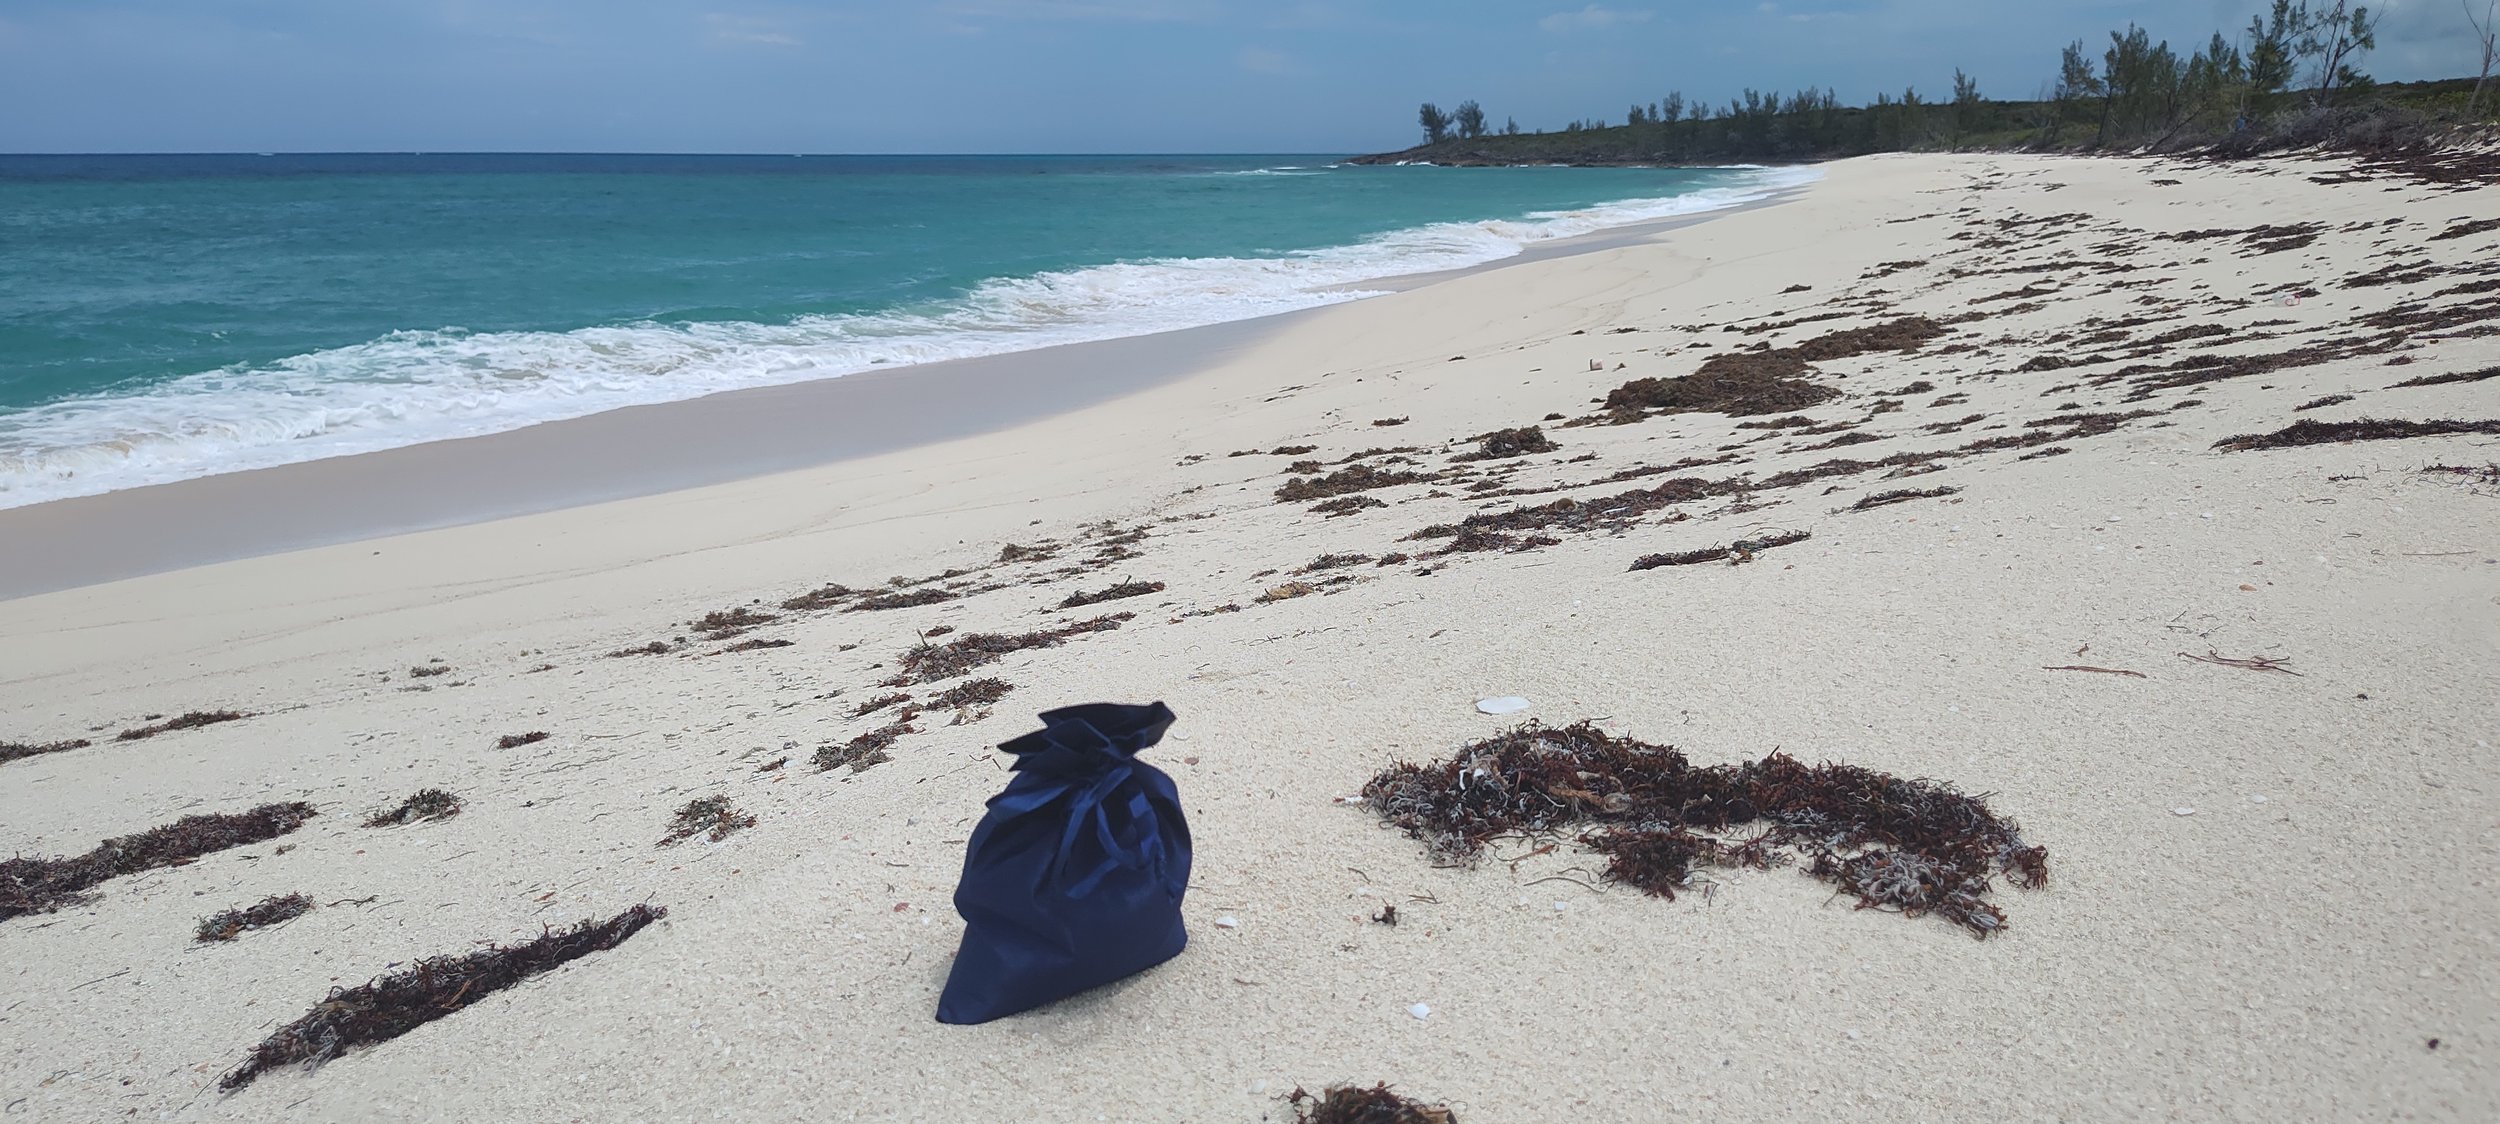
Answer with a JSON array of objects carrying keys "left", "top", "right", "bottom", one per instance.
[{"left": 0, "top": 166, "right": 1816, "bottom": 508}]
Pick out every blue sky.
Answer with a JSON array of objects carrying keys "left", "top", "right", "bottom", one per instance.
[{"left": 0, "top": 1, "right": 2483, "bottom": 153}]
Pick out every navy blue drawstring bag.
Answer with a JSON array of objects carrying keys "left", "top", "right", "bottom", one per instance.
[{"left": 935, "top": 701, "right": 1192, "bottom": 1025}]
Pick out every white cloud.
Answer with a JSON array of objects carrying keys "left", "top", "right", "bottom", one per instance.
[{"left": 1539, "top": 5, "right": 1654, "bottom": 33}]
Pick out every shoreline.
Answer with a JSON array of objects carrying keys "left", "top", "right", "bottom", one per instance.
[{"left": 0, "top": 185, "right": 1801, "bottom": 601}]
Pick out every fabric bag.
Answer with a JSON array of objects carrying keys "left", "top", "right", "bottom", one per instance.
[{"left": 935, "top": 701, "right": 1192, "bottom": 1025}]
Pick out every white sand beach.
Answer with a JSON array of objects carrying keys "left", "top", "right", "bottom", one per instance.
[{"left": 3, "top": 151, "right": 2496, "bottom": 1122}]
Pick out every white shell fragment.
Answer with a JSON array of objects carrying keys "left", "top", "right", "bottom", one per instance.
[
  {"left": 2172, "top": 807, "right": 2197, "bottom": 816},
  {"left": 1213, "top": 915, "right": 1240, "bottom": 929},
  {"left": 1409, "top": 1003, "right": 1432, "bottom": 1020},
  {"left": 1476, "top": 696, "right": 1531, "bottom": 715}
]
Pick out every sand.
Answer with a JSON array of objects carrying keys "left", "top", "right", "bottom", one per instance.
[{"left": 2, "top": 152, "right": 2496, "bottom": 1122}]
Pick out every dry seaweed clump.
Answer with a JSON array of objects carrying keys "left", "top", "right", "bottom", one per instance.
[
  {"left": 1845, "top": 486, "right": 1961, "bottom": 512},
  {"left": 0, "top": 737, "right": 91, "bottom": 765},
  {"left": 1605, "top": 317, "right": 1947, "bottom": 421},
  {"left": 816, "top": 719, "right": 911, "bottom": 773},
  {"left": 496, "top": 731, "right": 549, "bottom": 749},
  {"left": 1, "top": 802, "right": 318, "bottom": 923},
  {"left": 363, "top": 789, "right": 461, "bottom": 828},
  {"left": 780, "top": 583, "right": 858, "bottom": 611},
  {"left": 196, "top": 893, "right": 313, "bottom": 943},
  {"left": 2423, "top": 463, "right": 2500, "bottom": 486},
  {"left": 2214, "top": 417, "right": 2500, "bottom": 451},
  {"left": 219, "top": 904, "right": 665, "bottom": 1092},
  {"left": 1277, "top": 464, "right": 1435, "bottom": 503},
  {"left": 692, "top": 607, "right": 778, "bottom": 639},
  {"left": 1288, "top": 1084, "right": 1455, "bottom": 1124},
  {"left": 891, "top": 613, "right": 1130, "bottom": 684},
  {"left": 1058, "top": 580, "right": 1165, "bottom": 609},
  {"left": 659, "top": 796, "right": 755, "bottom": 845},
  {"left": 852, "top": 692, "right": 914, "bottom": 718},
  {"left": 846, "top": 587, "right": 958, "bottom": 613},
  {"left": 1310, "top": 494, "right": 1387, "bottom": 518},
  {"left": 1630, "top": 529, "right": 1811, "bottom": 569},
  {"left": 1360, "top": 721, "right": 2046, "bottom": 936},
  {"left": 2389, "top": 365, "right": 2499, "bottom": 388},
  {"left": 117, "top": 710, "right": 249, "bottom": 741},
  {"left": 1457, "top": 426, "right": 1558, "bottom": 461},
  {"left": 933, "top": 677, "right": 1013, "bottom": 709},
  {"left": 1604, "top": 355, "right": 1837, "bottom": 419}
]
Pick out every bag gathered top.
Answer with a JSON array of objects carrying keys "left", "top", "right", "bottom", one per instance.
[{"left": 936, "top": 701, "right": 1192, "bottom": 1025}]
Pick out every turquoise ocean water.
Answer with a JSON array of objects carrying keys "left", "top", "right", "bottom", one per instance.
[{"left": 0, "top": 154, "right": 1811, "bottom": 508}]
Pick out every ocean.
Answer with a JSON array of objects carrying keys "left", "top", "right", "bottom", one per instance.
[{"left": 0, "top": 153, "right": 1812, "bottom": 509}]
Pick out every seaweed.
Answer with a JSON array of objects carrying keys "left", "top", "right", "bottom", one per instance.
[
  {"left": 2389, "top": 365, "right": 2499, "bottom": 388},
  {"left": 606, "top": 641, "right": 671, "bottom": 658},
  {"left": 1, "top": 802, "right": 318, "bottom": 922},
  {"left": 1359, "top": 722, "right": 2045, "bottom": 936},
  {"left": 891, "top": 613, "right": 1130, "bottom": 684},
  {"left": 932, "top": 677, "right": 1013, "bottom": 710},
  {"left": 1456, "top": 426, "right": 1558, "bottom": 461},
  {"left": 723, "top": 637, "right": 794, "bottom": 652},
  {"left": 196, "top": 893, "right": 313, "bottom": 943},
  {"left": 1787, "top": 317, "right": 1949, "bottom": 359},
  {"left": 1299, "top": 553, "right": 1374, "bottom": 573},
  {"left": 2214, "top": 417, "right": 2500, "bottom": 451},
  {"left": 2422, "top": 463, "right": 2500, "bottom": 486},
  {"left": 1372, "top": 417, "right": 1409, "bottom": 427},
  {"left": 1277, "top": 464, "right": 1436, "bottom": 503},
  {"left": 363, "top": 789, "right": 461, "bottom": 828},
  {"left": 116, "top": 710, "right": 249, "bottom": 741},
  {"left": 816, "top": 720, "right": 911, "bottom": 773},
  {"left": 1629, "top": 529, "right": 1811, "bottom": 570},
  {"left": 2429, "top": 217, "right": 2500, "bottom": 241},
  {"left": 218, "top": 904, "right": 664, "bottom": 1091},
  {"left": 780, "top": 584, "right": 858, "bottom": 612},
  {"left": 1603, "top": 354, "right": 1838, "bottom": 418},
  {"left": 659, "top": 795, "right": 755, "bottom": 844},
  {"left": 1257, "top": 581, "right": 1317, "bottom": 603},
  {"left": 1435, "top": 528, "right": 1564, "bottom": 555},
  {"left": 0, "top": 737, "right": 91, "bottom": 765},
  {"left": 1311, "top": 494, "right": 1388, "bottom": 518},
  {"left": 2295, "top": 394, "right": 2356, "bottom": 411},
  {"left": 1287, "top": 1084, "right": 1455, "bottom": 1124},
  {"left": 407, "top": 664, "right": 453, "bottom": 679},
  {"left": 1408, "top": 475, "right": 1739, "bottom": 543},
  {"left": 845, "top": 587, "right": 958, "bottom": 613},
  {"left": 495, "top": 731, "right": 549, "bottom": 749},
  {"left": 1918, "top": 413, "right": 1988, "bottom": 436},
  {"left": 692, "top": 607, "right": 778, "bottom": 639},
  {"left": 1845, "top": 486, "right": 1961, "bottom": 512},
  {"left": 1058, "top": 580, "right": 1165, "bottom": 610},
  {"left": 853, "top": 692, "right": 915, "bottom": 717}
]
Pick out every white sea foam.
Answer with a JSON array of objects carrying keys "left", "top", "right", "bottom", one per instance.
[{"left": 0, "top": 166, "right": 1818, "bottom": 508}]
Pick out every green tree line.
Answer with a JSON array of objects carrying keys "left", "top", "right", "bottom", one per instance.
[{"left": 1390, "top": 2, "right": 2496, "bottom": 163}]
